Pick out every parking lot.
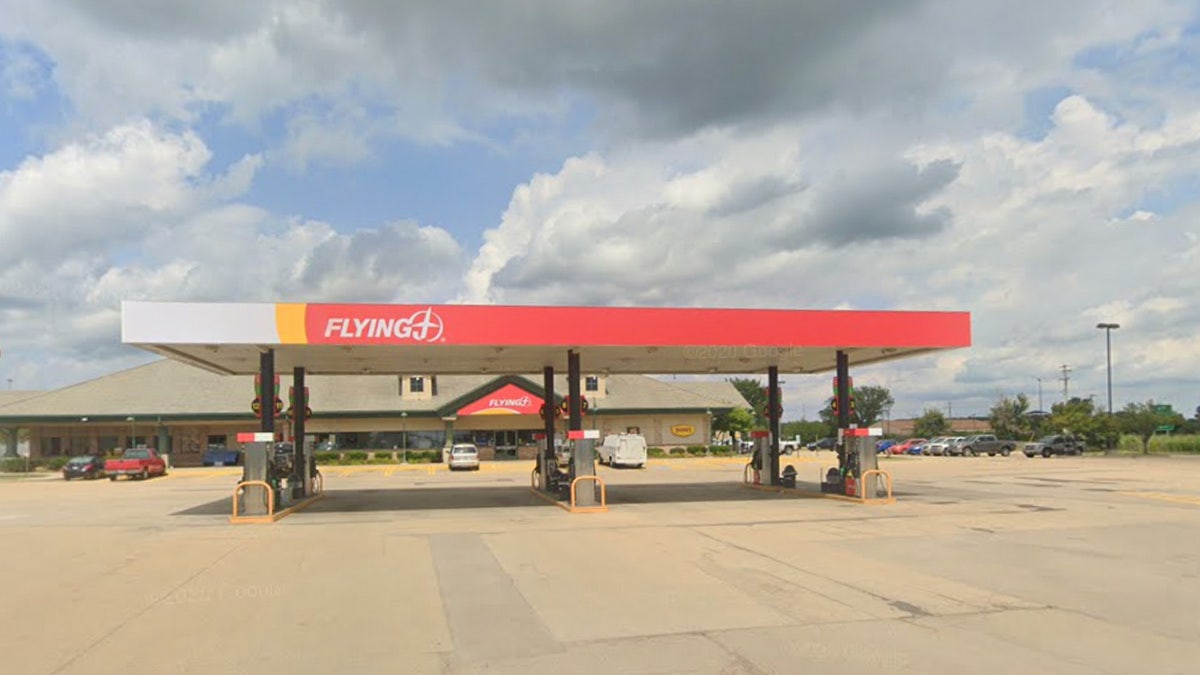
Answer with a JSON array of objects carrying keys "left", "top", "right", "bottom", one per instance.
[{"left": 3, "top": 453, "right": 1200, "bottom": 674}]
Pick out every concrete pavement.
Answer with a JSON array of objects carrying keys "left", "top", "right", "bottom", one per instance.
[{"left": 2, "top": 453, "right": 1199, "bottom": 674}]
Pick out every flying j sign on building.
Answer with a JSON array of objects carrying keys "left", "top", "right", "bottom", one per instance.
[{"left": 457, "top": 384, "right": 544, "bottom": 416}]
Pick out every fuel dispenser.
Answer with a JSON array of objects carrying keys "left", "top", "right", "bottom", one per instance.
[
  {"left": 754, "top": 431, "right": 772, "bottom": 485},
  {"left": 237, "top": 432, "right": 317, "bottom": 516},
  {"left": 826, "top": 428, "right": 882, "bottom": 498},
  {"left": 568, "top": 429, "right": 600, "bottom": 507}
]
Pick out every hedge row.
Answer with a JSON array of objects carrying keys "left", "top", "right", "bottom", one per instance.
[
  {"left": 647, "top": 446, "right": 737, "bottom": 458},
  {"left": 1117, "top": 434, "right": 1200, "bottom": 454},
  {"left": 313, "top": 450, "right": 440, "bottom": 465},
  {"left": 0, "top": 456, "right": 71, "bottom": 473}
]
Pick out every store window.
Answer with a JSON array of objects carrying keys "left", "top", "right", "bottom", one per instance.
[
  {"left": 627, "top": 426, "right": 640, "bottom": 434},
  {"left": 585, "top": 376, "right": 599, "bottom": 392},
  {"left": 207, "top": 435, "right": 227, "bottom": 446},
  {"left": 409, "top": 377, "right": 425, "bottom": 393}
]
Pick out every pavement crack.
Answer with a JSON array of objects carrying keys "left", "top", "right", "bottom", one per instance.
[{"left": 49, "top": 539, "right": 249, "bottom": 675}]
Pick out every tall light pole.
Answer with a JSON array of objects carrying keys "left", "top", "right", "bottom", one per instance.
[
  {"left": 1097, "top": 323, "right": 1119, "bottom": 452},
  {"left": 1096, "top": 323, "right": 1119, "bottom": 416},
  {"left": 1035, "top": 377, "right": 1043, "bottom": 412}
]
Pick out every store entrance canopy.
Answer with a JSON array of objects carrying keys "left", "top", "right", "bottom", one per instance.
[{"left": 121, "top": 302, "right": 971, "bottom": 375}]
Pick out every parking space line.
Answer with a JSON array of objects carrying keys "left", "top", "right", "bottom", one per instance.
[{"left": 1119, "top": 491, "right": 1200, "bottom": 507}]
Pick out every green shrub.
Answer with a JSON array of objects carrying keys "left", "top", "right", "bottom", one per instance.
[
  {"left": 343, "top": 451, "right": 369, "bottom": 464},
  {"left": 685, "top": 445, "right": 708, "bottom": 456},
  {"left": 44, "top": 457, "right": 71, "bottom": 470},
  {"left": 1150, "top": 434, "right": 1200, "bottom": 454},
  {"left": 709, "top": 446, "right": 734, "bottom": 456},
  {"left": 1, "top": 457, "right": 31, "bottom": 473},
  {"left": 403, "top": 450, "right": 437, "bottom": 464},
  {"left": 370, "top": 452, "right": 395, "bottom": 464},
  {"left": 647, "top": 447, "right": 667, "bottom": 458},
  {"left": 313, "top": 452, "right": 340, "bottom": 465}
]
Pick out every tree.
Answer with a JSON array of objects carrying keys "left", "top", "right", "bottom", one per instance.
[
  {"left": 913, "top": 408, "right": 950, "bottom": 438},
  {"left": 712, "top": 407, "right": 756, "bottom": 442},
  {"left": 815, "top": 385, "right": 893, "bottom": 432},
  {"left": 1048, "top": 397, "right": 1107, "bottom": 447},
  {"left": 781, "top": 419, "right": 830, "bottom": 443},
  {"left": 728, "top": 377, "right": 767, "bottom": 428},
  {"left": 852, "top": 385, "right": 894, "bottom": 426},
  {"left": 1115, "top": 401, "right": 1183, "bottom": 454},
  {"left": 989, "top": 394, "right": 1032, "bottom": 440}
]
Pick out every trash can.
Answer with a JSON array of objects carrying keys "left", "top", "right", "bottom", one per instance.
[{"left": 781, "top": 465, "right": 797, "bottom": 488}]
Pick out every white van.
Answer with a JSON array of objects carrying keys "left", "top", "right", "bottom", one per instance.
[{"left": 597, "top": 433, "right": 648, "bottom": 468}]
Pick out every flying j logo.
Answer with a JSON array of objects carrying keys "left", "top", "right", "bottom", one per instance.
[
  {"left": 319, "top": 308, "right": 445, "bottom": 343},
  {"left": 458, "top": 384, "right": 543, "bottom": 416},
  {"left": 294, "top": 307, "right": 446, "bottom": 343}
]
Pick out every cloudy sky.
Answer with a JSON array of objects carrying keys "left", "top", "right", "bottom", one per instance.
[{"left": 1, "top": 0, "right": 1199, "bottom": 420}]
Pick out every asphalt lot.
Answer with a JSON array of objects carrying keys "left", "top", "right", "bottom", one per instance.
[{"left": 2, "top": 452, "right": 1200, "bottom": 674}]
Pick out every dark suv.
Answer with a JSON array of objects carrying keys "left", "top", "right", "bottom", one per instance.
[{"left": 1023, "top": 435, "right": 1084, "bottom": 457}]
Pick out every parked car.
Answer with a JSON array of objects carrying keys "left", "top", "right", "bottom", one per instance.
[
  {"left": 807, "top": 437, "right": 837, "bottom": 451},
  {"left": 62, "top": 455, "right": 106, "bottom": 480},
  {"left": 1023, "top": 435, "right": 1085, "bottom": 458},
  {"left": 922, "top": 437, "right": 954, "bottom": 456},
  {"left": 779, "top": 438, "right": 802, "bottom": 455},
  {"left": 597, "top": 433, "right": 648, "bottom": 468},
  {"left": 944, "top": 437, "right": 969, "bottom": 456},
  {"left": 958, "top": 434, "right": 1017, "bottom": 457},
  {"left": 201, "top": 445, "right": 242, "bottom": 467},
  {"left": 888, "top": 438, "right": 928, "bottom": 455},
  {"left": 448, "top": 443, "right": 480, "bottom": 471},
  {"left": 875, "top": 439, "right": 897, "bottom": 454},
  {"left": 104, "top": 447, "right": 167, "bottom": 480}
]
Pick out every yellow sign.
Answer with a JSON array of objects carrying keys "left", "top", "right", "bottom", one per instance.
[{"left": 670, "top": 424, "right": 695, "bottom": 438}]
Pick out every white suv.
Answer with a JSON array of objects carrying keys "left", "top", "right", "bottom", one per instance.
[{"left": 448, "top": 444, "right": 480, "bottom": 471}]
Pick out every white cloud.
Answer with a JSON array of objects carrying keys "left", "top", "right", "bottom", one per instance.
[
  {"left": 0, "top": 120, "right": 466, "bottom": 389},
  {"left": 464, "top": 89, "right": 1200, "bottom": 416}
]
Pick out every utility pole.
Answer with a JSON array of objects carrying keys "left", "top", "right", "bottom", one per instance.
[{"left": 1059, "top": 365, "right": 1071, "bottom": 402}]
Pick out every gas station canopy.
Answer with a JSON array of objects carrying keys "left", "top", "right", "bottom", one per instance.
[{"left": 121, "top": 301, "right": 971, "bottom": 375}]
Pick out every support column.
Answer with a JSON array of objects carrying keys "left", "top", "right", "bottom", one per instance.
[
  {"left": 836, "top": 350, "right": 850, "bottom": 473},
  {"left": 541, "top": 366, "right": 556, "bottom": 491},
  {"left": 4, "top": 428, "right": 17, "bottom": 458},
  {"left": 442, "top": 417, "right": 456, "bottom": 463},
  {"left": 567, "top": 351, "right": 582, "bottom": 431},
  {"left": 567, "top": 350, "right": 596, "bottom": 506},
  {"left": 260, "top": 349, "right": 275, "bottom": 435},
  {"left": 156, "top": 419, "right": 169, "bottom": 468},
  {"left": 293, "top": 367, "right": 308, "bottom": 497},
  {"left": 768, "top": 366, "right": 781, "bottom": 486}
]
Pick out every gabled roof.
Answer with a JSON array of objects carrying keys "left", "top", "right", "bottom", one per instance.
[
  {"left": 0, "top": 359, "right": 750, "bottom": 422},
  {"left": 0, "top": 390, "right": 39, "bottom": 408}
]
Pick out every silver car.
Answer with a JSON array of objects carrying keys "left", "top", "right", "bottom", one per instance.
[
  {"left": 448, "top": 443, "right": 480, "bottom": 471},
  {"left": 923, "top": 437, "right": 952, "bottom": 456},
  {"left": 944, "top": 437, "right": 969, "bottom": 456}
]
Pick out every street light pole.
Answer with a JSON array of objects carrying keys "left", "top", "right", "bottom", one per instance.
[
  {"left": 1036, "top": 377, "right": 1043, "bottom": 412},
  {"left": 1096, "top": 322, "right": 1119, "bottom": 452},
  {"left": 400, "top": 411, "right": 408, "bottom": 463},
  {"left": 1096, "top": 323, "right": 1119, "bottom": 416}
]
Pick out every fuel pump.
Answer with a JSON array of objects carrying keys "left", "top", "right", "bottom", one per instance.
[
  {"left": 844, "top": 429, "right": 881, "bottom": 498},
  {"left": 754, "top": 432, "right": 772, "bottom": 485},
  {"left": 239, "top": 435, "right": 276, "bottom": 516}
]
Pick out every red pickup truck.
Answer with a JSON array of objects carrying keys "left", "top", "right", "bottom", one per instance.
[{"left": 105, "top": 447, "right": 167, "bottom": 481}]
